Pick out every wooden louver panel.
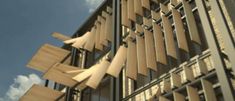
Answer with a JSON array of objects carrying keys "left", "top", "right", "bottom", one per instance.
[
  {"left": 86, "top": 60, "right": 110, "bottom": 89},
  {"left": 201, "top": 79, "right": 217, "bottom": 101},
  {"left": 143, "top": 17, "right": 152, "bottom": 27},
  {"left": 43, "top": 63, "right": 83, "bottom": 87},
  {"left": 136, "top": 35, "right": 148, "bottom": 76},
  {"left": 127, "top": 0, "right": 136, "bottom": 21},
  {"left": 151, "top": 11, "right": 161, "bottom": 21},
  {"left": 136, "top": 23, "right": 144, "bottom": 34},
  {"left": 186, "top": 86, "right": 200, "bottom": 101},
  {"left": 159, "top": 96, "right": 170, "bottom": 101},
  {"left": 173, "top": 92, "right": 185, "bottom": 101},
  {"left": 106, "top": 46, "right": 127, "bottom": 77},
  {"left": 170, "top": 0, "right": 179, "bottom": 7},
  {"left": 181, "top": 66, "right": 194, "bottom": 83},
  {"left": 134, "top": 0, "right": 143, "bottom": 16},
  {"left": 170, "top": 73, "right": 181, "bottom": 89},
  {"left": 72, "top": 32, "right": 90, "bottom": 49},
  {"left": 182, "top": 0, "right": 201, "bottom": 45},
  {"left": 141, "top": 0, "right": 150, "bottom": 10},
  {"left": 73, "top": 64, "right": 100, "bottom": 82},
  {"left": 162, "top": 15, "right": 177, "bottom": 59},
  {"left": 160, "top": 4, "right": 169, "bottom": 14},
  {"left": 126, "top": 40, "right": 138, "bottom": 80},
  {"left": 20, "top": 84, "right": 64, "bottom": 101},
  {"left": 144, "top": 29, "right": 157, "bottom": 71},
  {"left": 51, "top": 32, "right": 71, "bottom": 41},
  {"left": 121, "top": 0, "right": 130, "bottom": 27},
  {"left": 99, "top": 16, "right": 108, "bottom": 46},
  {"left": 27, "top": 44, "right": 70, "bottom": 72},
  {"left": 95, "top": 20, "right": 103, "bottom": 50},
  {"left": 172, "top": 8, "right": 189, "bottom": 52},
  {"left": 152, "top": 23, "right": 167, "bottom": 65},
  {"left": 84, "top": 27, "right": 96, "bottom": 52}
]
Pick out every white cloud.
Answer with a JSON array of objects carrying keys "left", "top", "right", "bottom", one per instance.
[
  {"left": 0, "top": 74, "right": 43, "bottom": 101},
  {"left": 85, "top": 0, "right": 104, "bottom": 13}
]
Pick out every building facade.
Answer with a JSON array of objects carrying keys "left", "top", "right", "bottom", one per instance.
[{"left": 20, "top": 0, "right": 235, "bottom": 101}]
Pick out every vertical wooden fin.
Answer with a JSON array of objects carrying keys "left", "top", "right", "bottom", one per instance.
[
  {"left": 126, "top": 40, "right": 138, "bottom": 80},
  {"left": 134, "top": 0, "right": 143, "bottom": 16},
  {"left": 173, "top": 91, "right": 185, "bottom": 101},
  {"left": 201, "top": 79, "right": 217, "bottom": 101},
  {"left": 136, "top": 35, "right": 148, "bottom": 76},
  {"left": 186, "top": 86, "right": 200, "bottom": 101},
  {"left": 128, "top": 0, "right": 136, "bottom": 21}
]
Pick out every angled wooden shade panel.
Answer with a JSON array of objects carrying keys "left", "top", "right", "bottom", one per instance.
[
  {"left": 151, "top": 11, "right": 161, "bottom": 21},
  {"left": 186, "top": 86, "right": 200, "bottom": 101},
  {"left": 134, "top": 0, "right": 143, "bottom": 16},
  {"left": 20, "top": 84, "right": 64, "bottom": 101},
  {"left": 126, "top": 40, "right": 138, "bottom": 80},
  {"left": 162, "top": 15, "right": 177, "bottom": 59},
  {"left": 152, "top": 23, "right": 167, "bottom": 65},
  {"left": 106, "top": 46, "right": 127, "bottom": 77},
  {"left": 43, "top": 63, "right": 83, "bottom": 87},
  {"left": 201, "top": 79, "right": 217, "bottom": 101},
  {"left": 127, "top": 0, "right": 136, "bottom": 21},
  {"left": 144, "top": 29, "right": 157, "bottom": 71},
  {"left": 159, "top": 96, "right": 170, "bottom": 101},
  {"left": 86, "top": 60, "right": 110, "bottom": 89},
  {"left": 151, "top": 84, "right": 161, "bottom": 97},
  {"left": 99, "top": 16, "right": 108, "bottom": 46},
  {"left": 51, "top": 32, "right": 71, "bottom": 41},
  {"left": 136, "top": 23, "right": 144, "bottom": 34},
  {"left": 170, "top": 0, "right": 179, "bottom": 7},
  {"left": 105, "top": 14, "right": 113, "bottom": 42},
  {"left": 182, "top": 0, "right": 201, "bottom": 45},
  {"left": 160, "top": 79, "right": 171, "bottom": 93},
  {"left": 84, "top": 27, "right": 96, "bottom": 52},
  {"left": 64, "top": 37, "right": 80, "bottom": 44},
  {"left": 72, "top": 32, "right": 90, "bottom": 49},
  {"left": 160, "top": 4, "right": 169, "bottom": 14},
  {"left": 181, "top": 66, "right": 194, "bottom": 83},
  {"left": 121, "top": 0, "right": 130, "bottom": 27},
  {"left": 173, "top": 91, "right": 185, "bottom": 101},
  {"left": 27, "top": 44, "right": 70, "bottom": 72},
  {"left": 73, "top": 63, "right": 99, "bottom": 82},
  {"left": 172, "top": 8, "right": 189, "bottom": 52},
  {"left": 143, "top": 18, "right": 152, "bottom": 27},
  {"left": 170, "top": 73, "right": 181, "bottom": 89},
  {"left": 141, "top": 0, "right": 150, "bottom": 10},
  {"left": 95, "top": 20, "right": 103, "bottom": 50},
  {"left": 136, "top": 35, "right": 148, "bottom": 76}
]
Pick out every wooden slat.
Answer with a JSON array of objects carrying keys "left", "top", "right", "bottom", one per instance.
[
  {"left": 72, "top": 32, "right": 90, "bottom": 49},
  {"left": 170, "top": 73, "right": 181, "bottom": 89},
  {"left": 105, "top": 14, "right": 113, "bottom": 42},
  {"left": 159, "top": 96, "right": 170, "bottom": 101},
  {"left": 197, "top": 58, "right": 208, "bottom": 75},
  {"left": 127, "top": 0, "right": 136, "bottom": 21},
  {"left": 141, "top": 0, "right": 150, "bottom": 10},
  {"left": 43, "top": 63, "right": 81, "bottom": 87},
  {"left": 151, "top": 84, "right": 161, "bottom": 97},
  {"left": 106, "top": 46, "right": 127, "bottom": 77},
  {"left": 160, "top": 79, "right": 171, "bottom": 93},
  {"left": 186, "top": 86, "right": 200, "bottom": 101},
  {"left": 162, "top": 15, "right": 177, "bottom": 59},
  {"left": 173, "top": 92, "right": 185, "bottom": 101},
  {"left": 136, "top": 35, "right": 148, "bottom": 76},
  {"left": 151, "top": 10, "right": 161, "bottom": 21},
  {"left": 51, "top": 32, "right": 71, "bottom": 41},
  {"left": 172, "top": 8, "right": 189, "bottom": 52},
  {"left": 181, "top": 66, "right": 194, "bottom": 83},
  {"left": 27, "top": 44, "right": 70, "bottom": 72},
  {"left": 182, "top": 0, "right": 201, "bottom": 45},
  {"left": 86, "top": 60, "right": 110, "bottom": 89},
  {"left": 143, "top": 17, "right": 152, "bottom": 27},
  {"left": 152, "top": 23, "right": 167, "bottom": 65},
  {"left": 99, "top": 16, "right": 108, "bottom": 46},
  {"left": 84, "top": 27, "right": 96, "bottom": 52},
  {"left": 95, "top": 20, "right": 103, "bottom": 50},
  {"left": 121, "top": 0, "right": 130, "bottom": 27},
  {"left": 144, "top": 29, "right": 157, "bottom": 71},
  {"left": 160, "top": 4, "right": 169, "bottom": 14},
  {"left": 20, "top": 84, "right": 64, "bottom": 101},
  {"left": 50, "top": 63, "right": 84, "bottom": 77},
  {"left": 136, "top": 23, "right": 144, "bottom": 34},
  {"left": 201, "top": 79, "right": 217, "bottom": 101},
  {"left": 73, "top": 64, "right": 99, "bottom": 82},
  {"left": 126, "top": 40, "right": 138, "bottom": 80},
  {"left": 134, "top": 0, "right": 143, "bottom": 16},
  {"left": 106, "top": 6, "right": 112, "bottom": 14},
  {"left": 170, "top": 0, "right": 179, "bottom": 7}
]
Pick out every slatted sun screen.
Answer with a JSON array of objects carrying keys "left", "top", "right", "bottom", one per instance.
[
  {"left": 84, "top": 27, "right": 96, "bottom": 52},
  {"left": 127, "top": 0, "right": 136, "bottom": 22},
  {"left": 182, "top": 0, "right": 201, "bottom": 45},
  {"left": 27, "top": 44, "right": 70, "bottom": 73},
  {"left": 152, "top": 23, "right": 167, "bottom": 65},
  {"left": 43, "top": 63, "right": 83, "bottom": 87},
  {"left": 136, "top": 35, "right": 148, "bottom": 76},
  {"left": 121, "top": 0, "right": 130, "bottom": 27},
  {"left": 20, "top": 84, "right": 64, "bottom": 101},
  {"left": 144, "top": 29, "right": 157, "bottom": 71},
  {"left": 72, "top": 32, "right": 90, "bottom": 49},
  {"left": 51, "top": 32, "right": 71, "bottom": 41},
  {"left": 106, "top": 46, "right": 127, "bottom": 77},
  {"left": 86, "top": 60, "right": 110, "bottom": 89},
  {"left": 134, "top": 0, "right": 143, "bottom": 16},
  {"left": 126, "top": 40, "right": 138, "bottom": 80},
  {"left": 162, "top": 15, "right": 177, "bottom": 59},
  {"left": 172, "top": 8, "right": 189, "bottom": 52}
]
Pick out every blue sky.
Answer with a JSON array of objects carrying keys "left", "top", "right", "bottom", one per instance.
[{"left": 0, "top": 0, "right": 103, "bottom": 100}]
